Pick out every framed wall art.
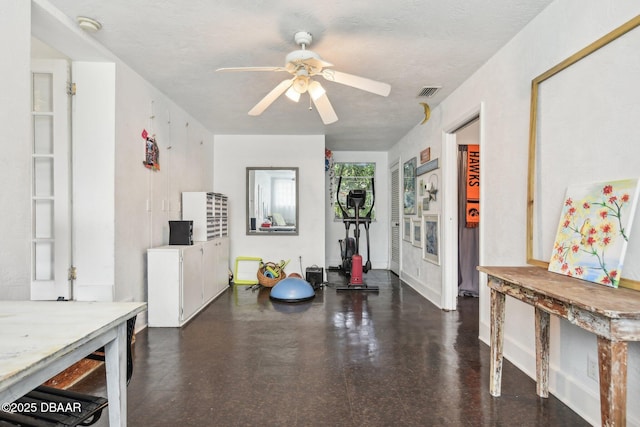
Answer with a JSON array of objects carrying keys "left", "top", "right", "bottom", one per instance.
[
  {"left": 416, "top": 158, "right": 438, "bottom": 176},
  {"left": 420, "top": 147, "right": 431, "bottom": 163},
  {"left": 526, "top": 15, "right": 640, "bottom": 290},
  {"left": 403, "top": 157, "right": 417, "bottom": 215},
  {"left": 547, "top": 178, "right": 640, "bottom": 288},
  {"left": 403, "top": 217, "right": 412, "bottom": 242},
  {"left": 423, "top": 214, "right": 440, "bottom": 265},
  {"left": 412, "top": 218, "right": 422, "bottom": 248}
]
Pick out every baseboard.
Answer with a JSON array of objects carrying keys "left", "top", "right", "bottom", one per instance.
[{"left": 400, "top": 272, "right": 441, "bottom": 308}]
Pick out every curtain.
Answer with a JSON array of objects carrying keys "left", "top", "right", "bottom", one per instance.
[
  {"left": 458, "top": 146, "right": 480, "bottom": 296},
  {"left": 271, "top": 178, "right": 296, "bottom": 224}
]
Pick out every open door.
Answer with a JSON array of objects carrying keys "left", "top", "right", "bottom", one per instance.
[{"left": 30, "top": 58, "right": 71, "bottom": 300}]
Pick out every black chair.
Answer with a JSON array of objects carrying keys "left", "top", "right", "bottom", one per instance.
[{"left": 0, "top": 317, "right": 137, "bottom": 427}]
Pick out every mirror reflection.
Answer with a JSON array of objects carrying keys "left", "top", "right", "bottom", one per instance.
[{"left": 246, "top": 167, "right": 298, "bottom": 235}]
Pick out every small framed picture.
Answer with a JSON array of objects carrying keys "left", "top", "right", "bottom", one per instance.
[
  {"left": 412, "top": 218, "right": 422, "bottom": 248},
  {"left": 403, "top": 157, "right": 417, "bottom": 215},
  {"left": 422, "top": 214, "right": 440, "bottom": 265},
  {"left": 403, "top": 217, "right": 412, "bottom": 242}
]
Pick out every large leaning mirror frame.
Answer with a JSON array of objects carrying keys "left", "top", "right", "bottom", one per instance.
[
  {"left": 246, "top": 167, "right": 299, "bottom": 235},
  {"left": 527, "top": 15, "right": 640, "bottom": 290}
]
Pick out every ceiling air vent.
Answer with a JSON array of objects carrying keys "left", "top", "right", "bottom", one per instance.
[{"left": 416, "top": 86, "right": 441, "bottom": 98}]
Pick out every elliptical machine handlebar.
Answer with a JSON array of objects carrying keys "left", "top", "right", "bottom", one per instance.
[{"left": 336, "top": 176, "right": 375, "bottom": 220}]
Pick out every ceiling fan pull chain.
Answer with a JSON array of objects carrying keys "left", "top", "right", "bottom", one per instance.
[{"left": 309, "top": 95, "right": 313, "bottom": 111}]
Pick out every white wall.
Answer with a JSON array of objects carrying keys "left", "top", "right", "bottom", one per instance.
[
  {"left": 0, "top": 2, "right": 31, "bottom": 300},
  {"left": 72, "top": 62, "right": 116, "bottom": 301},
  {"left": 390, "top": 1, "right": 640, "bottom": 424},
  {"left": 112, "top": 61, "right": 213, "bottom": 308},
  {"left": 389, "top": 124, "right": 444, "bottom": 305},
  {"left": 213, "top": 135, "right": 325, "bottom": 277},
  {"left": 325, "top": 151, "right": 389, "bottom": 270}
]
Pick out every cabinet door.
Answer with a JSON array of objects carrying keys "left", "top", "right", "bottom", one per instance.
[
  {"left": 181, "top": 245, "right": 203, "bottom": 321},
  {"left": 147, "top": 249, "right": 181, "bottom": 326},
  {"left": 202, "top": 240, "right": 217, "bottom": 302},
  {"left": 215, "top": 237, "right": 230, "bottom": 295}
]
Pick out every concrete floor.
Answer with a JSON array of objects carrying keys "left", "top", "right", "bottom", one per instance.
[{"left": 73, "top": 270, "right": 588, "bottom": 426}]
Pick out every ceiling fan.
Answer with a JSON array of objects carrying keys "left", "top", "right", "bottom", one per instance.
[{"left": 216, "top": 31, "right": 391, "bottom": 125}]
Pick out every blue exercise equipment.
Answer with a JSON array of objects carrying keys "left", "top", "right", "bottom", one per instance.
[{"left": 270, "top": 277, "right": 315, "bottom": 302}]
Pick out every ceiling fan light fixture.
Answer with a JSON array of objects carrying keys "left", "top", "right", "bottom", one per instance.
[
  {"left": 285, "top": 86, "right": 301, "bottom": 102},
  {"left": 222, "top": 29, "right": 390, "bottom": 124},
  {"left": 308, "top": 81, "right": 326, "bottom": 101},
  {"left": 292, "top": 75, "right": 309, "bottom": 94}
]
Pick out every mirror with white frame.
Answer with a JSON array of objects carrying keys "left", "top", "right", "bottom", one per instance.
[{"left": 246, "top": 167, "right": 299, "bottom": 235}]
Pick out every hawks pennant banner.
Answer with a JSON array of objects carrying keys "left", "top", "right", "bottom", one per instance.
[{"left": 466, "top": 145, "right": 480, "bottom": 227}]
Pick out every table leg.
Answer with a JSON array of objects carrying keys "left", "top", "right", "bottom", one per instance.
[
  {"left": 490, "top": 288, "right": 506, "bottom": 397},
  {"left": 534, "top": 308, "right": 550, "bottom": 398},
  {"left": 597, "top": 336, "right": 627, "bottom": 427},
  {"left": 105, "top": 322, "right": 127, "bottom": 426}
]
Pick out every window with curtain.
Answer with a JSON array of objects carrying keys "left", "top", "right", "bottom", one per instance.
[{"left": 271, "top": 177, "right": 296, "bottom": 224}]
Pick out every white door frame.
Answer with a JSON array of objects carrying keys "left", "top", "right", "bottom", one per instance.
[
  {"left": 441, "top": 103, "right": 484, "bottom": 310},
  {"left": 30, "top": 59, "right": 71, "bottom": 300}
]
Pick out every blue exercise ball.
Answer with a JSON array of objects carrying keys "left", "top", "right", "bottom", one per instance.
[{"left": 270, "top": 277, "right": 315, "bottom": 302}]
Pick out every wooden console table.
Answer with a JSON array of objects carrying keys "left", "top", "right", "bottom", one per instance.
[{"left": 478, "top": 266, "right": 640, "bottom": 427}]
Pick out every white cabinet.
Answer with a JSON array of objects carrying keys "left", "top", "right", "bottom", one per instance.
[{"left": 147, "top": 237, "right": 229, "bottom": 327}]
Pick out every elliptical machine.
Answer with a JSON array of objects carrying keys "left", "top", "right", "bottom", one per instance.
[{"left": 335, "top": 175, "right": 378, "bottom": 291}]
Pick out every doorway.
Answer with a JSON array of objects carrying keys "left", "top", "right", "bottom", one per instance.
[
  {"left": 441, "top": 107, "right": 483, "bottom": 311},
  {"left": 456, "top": 120, "right": 480, "bottom": 297}
]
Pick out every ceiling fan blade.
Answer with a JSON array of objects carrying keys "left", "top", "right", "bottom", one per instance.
[
  {"left": 216, "top": 66, "right": 286, "bottom": 72},
  {"left": 311, "top": 92, "right": 338, "bottom": 125},
  {"left": 321, "top": 69, "right": 391, "bottom": 97},
  {"left": 248, "top": 78, "right": 294, "bottom": 116}
]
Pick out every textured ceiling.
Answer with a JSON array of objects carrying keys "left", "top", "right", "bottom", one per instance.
[{"left": 45, "top": 0, "right": 553, "bottom": 151}]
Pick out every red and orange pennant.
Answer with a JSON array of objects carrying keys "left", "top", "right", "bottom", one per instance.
[{"left": 466, "top": 145, "right": 480, "bottom": 227}]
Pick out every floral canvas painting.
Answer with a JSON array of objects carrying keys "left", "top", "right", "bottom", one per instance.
[{"left": 548, "top": 178, "right": 640, "bottom": 287}]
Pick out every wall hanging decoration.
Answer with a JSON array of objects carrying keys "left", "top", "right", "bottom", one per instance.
[
  {"left": 423, "top": 214, "right": 440, "bottom": 265},
  {"left": 527, "top": 15, "right": 640, "bottom": 290},
  {"left": 141, "top": 129, "right": 160, "bottom": 171},
  {"left": 419, "top": 102, "right": 431, "bottom": 125},
  {"left": 427, "top": 174, "right": 438, "bottom": 202},
  {"left": 420, "top": 147, "right": 431, "bottom": 163},
  {"left": 403, "top": 217, "right": 412, "bottom": 242},
  {"left": 403, "top": 157, "right": 417, "bottom": 215},
  {"left": 412, "top": 218, "right": 422, "bottom": 248},
  {"left": 416, "top": 158, "right": 438, "bottom": 176},
  {"left": 548, "top": 178, "right": 640, "bottom": 288},
  {"left": 422, "top": 197, "right": 430, "bottom": 212},
  {"left": 465, "top": 145, "right": 480, "bottom": 227},
  {"left": 325, "top": 148, "right": 333, "bottom": 172},
  {"left": 326, "top": 148, "right": 335, "bottom": 207}
]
